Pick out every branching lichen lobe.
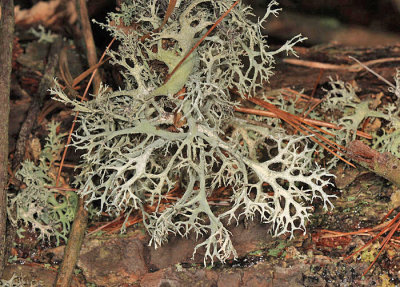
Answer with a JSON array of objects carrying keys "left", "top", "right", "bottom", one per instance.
[{"left": 51, "top": 0, "right": 334, "bottom": 264}]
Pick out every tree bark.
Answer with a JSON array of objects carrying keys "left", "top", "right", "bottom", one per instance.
[{"left": 0, "top": 0, "right": 14, "bottom": 278}]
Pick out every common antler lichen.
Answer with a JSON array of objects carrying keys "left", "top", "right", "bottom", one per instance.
[
  {"left": 8, "top": 122, "right": 77, "bottom": 244},
  {"left": 51, "top": 0, "right": 334, "bottom": 264}
]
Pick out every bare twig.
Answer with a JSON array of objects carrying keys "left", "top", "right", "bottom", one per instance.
[
  {"left": 346, "top": 140, "right": 400, "bottom": 188},
  {"left": 54, "top": 197, "right": 88, "bottom": 287},
  {"left": 0, "top": 0, "right": 14, "bottom": 277},
  {"left": 77, "top": 0, "right": 101, "bottom": 93},
  {"left": 349, "top": 56, "right": 397, "bottom": 89},
  {"left": 284, "top": 57, "right": 400, "bottom": 72}
]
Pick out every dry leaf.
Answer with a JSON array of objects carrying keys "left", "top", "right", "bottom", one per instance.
[{"left": 15, "top": 0, "right": 77, "bottom": 27}]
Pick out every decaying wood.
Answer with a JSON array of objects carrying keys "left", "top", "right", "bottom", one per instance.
[
  {"left": 0, "top": 0, "right": 14, "bottom": 278},
  {"left": 346, "top": 140, "right": 400, "bottom": 188}
]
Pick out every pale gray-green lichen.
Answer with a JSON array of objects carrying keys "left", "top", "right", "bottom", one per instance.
[
  {"left": 372, "top": 69, "right": 400, "bottom": 158},
  {"left": 312, "top": 76, "right": 400, "bottom": 167},
  {"left": 51, "top": 0, "right": 334, "bottom": 264},
  {"left": 8, "top": 122, "right": 78, "bottom": 244},
  {"left": 0, "top": 274, "right": 35, "bottom": 287}
]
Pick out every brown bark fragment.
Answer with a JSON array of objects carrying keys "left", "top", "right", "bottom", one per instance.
[{"left": 346, "top": 140, "right": 400, "bottom": 188}]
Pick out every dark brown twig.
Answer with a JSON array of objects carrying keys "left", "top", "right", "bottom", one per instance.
[
  {"left": 54, "top": 197, "right": 88, "bottom": 287},
  {"left": 77, "top": 0, "right": 102, "bottom": 93},
  {"left": 0, "top": 0, "right": 14, "bottom": 277}
]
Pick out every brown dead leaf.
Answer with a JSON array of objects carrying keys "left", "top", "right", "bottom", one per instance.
[
  {"left": 173, "top": 111, "right": 186, "bottom": 129},
  {"left": 29, "top": 137, "right": 41, "bottom": 162},
  {"left": 364, "top": 118, "right": 381, "bottom": 133},
  {"left": 15, "top": 0, "right": 77, "bottom": 27},
  {"left": 370, "top": 92, "right": 384, "bottom": 110}
]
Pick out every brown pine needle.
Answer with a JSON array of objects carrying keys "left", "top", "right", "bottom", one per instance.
[
  {"left": 45, "top": 186, "right": 78, "bottom": 192},
  {"left": 302, "top": 121, "right": 336, "bottom": 140},
  {"left": 339, "top": 211, "right": 400, "bottom": 276},
  {"left": 159, "top": 0, "right": 177, "bottom": 31},
  {"left": 302, "top": 69, "right": 324, "bottom": 118},
  {"left": 71, "top": 57, "right": 111, "bottom": 88},
  {"left": 362, "top": 219, "right": 400, "bottom": 276},
  {"left": 234, "top": 106, "right": 371, "bottom": 139},
  {"left": 244, "top": 95, "right": 356, "bottom": 167},
  {"left": 87, "top": 214, "right": 125, "bottom": 236},
  {"left": 320, "top": 209, "right": 400, "bottom": 276},
  {"left": 56, "top": 38, "right": 116, "bottom": 186},
  {"left": 53, "top": 162, "right": 76, "bottom": 168},
  {"left": 381, "top": 207, "right": 395, "bottom": 223},
  {"left": 282, "top": 88, "right": 321, "bottom": 104}
]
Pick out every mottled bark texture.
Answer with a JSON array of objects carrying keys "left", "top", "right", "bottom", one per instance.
[{"left": 0, "top": 0, "right": 14, "bottom": 278}]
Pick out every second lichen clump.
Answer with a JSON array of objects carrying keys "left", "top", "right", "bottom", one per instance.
[
  {"left": 8, "top": 122, "right": 77, "bottom": 244},
  {"left": 52, "top": 0, "right": 334, "bottom": 264}
]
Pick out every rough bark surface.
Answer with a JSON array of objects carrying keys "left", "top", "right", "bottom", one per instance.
[{"left": 0, "top": 0, "right": 14, "bottom": 278}]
